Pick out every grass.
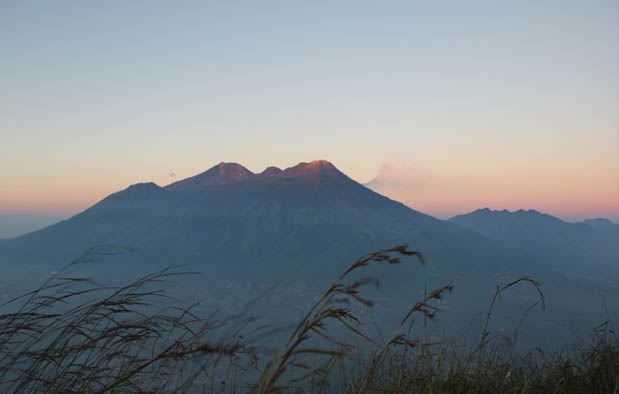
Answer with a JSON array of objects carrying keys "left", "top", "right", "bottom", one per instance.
[
  {"left": 1, "top": 245, "right": 617, "bottom": 393},
  {"left": 0, "top": 247, "right": 259, "bottom": 393},
  {"left": 338, "top": 325, "right": 619, "bottom": 393}
]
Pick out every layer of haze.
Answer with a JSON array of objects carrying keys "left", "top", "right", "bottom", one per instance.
[
  {"left": 0, "top": 214, "right": 67, "bottom": 239},
  {"left": 1, "top": 1, "right": 618, "bottom": 223}
]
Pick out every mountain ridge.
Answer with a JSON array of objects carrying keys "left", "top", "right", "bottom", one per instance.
[
  {"left": 1, "top": 161, "right": 616, "bottom": 284},
  {"left": 0, "top": 160, "right": 545, "bottom": 282},
  {"left": 449, "top": 208, "right": 619, "bottom": 273},
  {"left": 165, "top": 160, "right": 352, "bottom": 191}
]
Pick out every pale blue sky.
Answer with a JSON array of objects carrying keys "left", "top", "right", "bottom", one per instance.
[{"left": 1, "top": 0, "right": 617, "bottom": 222}]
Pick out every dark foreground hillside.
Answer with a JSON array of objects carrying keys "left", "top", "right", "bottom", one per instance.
[{"left": 0, "top": 246, "right": 617, "bottom": 393}]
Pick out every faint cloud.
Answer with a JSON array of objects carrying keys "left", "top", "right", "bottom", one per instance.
[
  {"left": 364, "top": 161, "right": 435, "bottom": 212},
  {"left": 364, "top": 159, "right": 478, "bottom": 218},
  {"left": 168, "top": 172, "right": 177, "bottom": 179},
  {"left": 364, "top": 161, "right": 429, "bottom": 192},
  {"left": 479, "top": 145, "right": 489, "bottom": 151}
]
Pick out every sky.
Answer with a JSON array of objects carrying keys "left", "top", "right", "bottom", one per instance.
[{"left": 1, "top": 0, "right": 618, "bottom": 235}]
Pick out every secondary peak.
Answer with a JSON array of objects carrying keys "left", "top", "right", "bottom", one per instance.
[{"left": 165, "top": 162, "right": 254, "bottom": 191}]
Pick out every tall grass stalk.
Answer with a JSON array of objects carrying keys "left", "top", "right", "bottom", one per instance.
[{"left": 258, "top": 245, "right": 452, "bottom": 393}]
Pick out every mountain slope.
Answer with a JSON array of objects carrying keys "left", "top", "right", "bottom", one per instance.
[
  {"left": 449, "top": 208, "right": 619, "bottom": 274},
  {"left": 0, "top": 161, "right": 545, "bottom": 282}
]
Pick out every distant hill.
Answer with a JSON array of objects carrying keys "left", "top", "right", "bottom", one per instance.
[
  {"left": 579, "top": 217, "right": 619, "bottom": 230},
  {"left": 449, "top": 208, "right": 619, "bottom": 275}
]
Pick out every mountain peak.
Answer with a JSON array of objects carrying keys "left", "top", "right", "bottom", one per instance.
[
  {"left": 213, "top": 162, "right": 253, "bottom": 178},
  {"left": 97, "top": 182, "right": 167, "bottom": 206},
  {"left": 284, "top": 160, "right": 347, "bottom": 180},
  {"left": 166, "top": 162, "right": 254, "bottom": 191},
  {"left": 127, "top": 181, "right": 160, "bottom": 190},
  {"left": 306, "top": 159, "right": 334, "bottom": 168},
  {"left": 257, "top": 166, "right": 283, "bottom": 178}
]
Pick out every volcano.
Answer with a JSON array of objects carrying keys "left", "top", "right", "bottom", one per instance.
[{"left": 0, "top": 161, "right": 555, "bottom": 281}]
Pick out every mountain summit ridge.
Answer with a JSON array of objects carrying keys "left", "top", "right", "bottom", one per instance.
[
  {"left": 449, "top": 207, "right": 619, "bottom": 267},
  {"left": 165, "top": 160, "right": 351, "bottom": 192}
]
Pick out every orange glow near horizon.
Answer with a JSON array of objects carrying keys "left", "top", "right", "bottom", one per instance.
[
  {"left": 364, "top": 152, "right": 619, "bottom": 222},
  {"left": 1, "top": 156, "right": 618, "bottom": 222}
]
